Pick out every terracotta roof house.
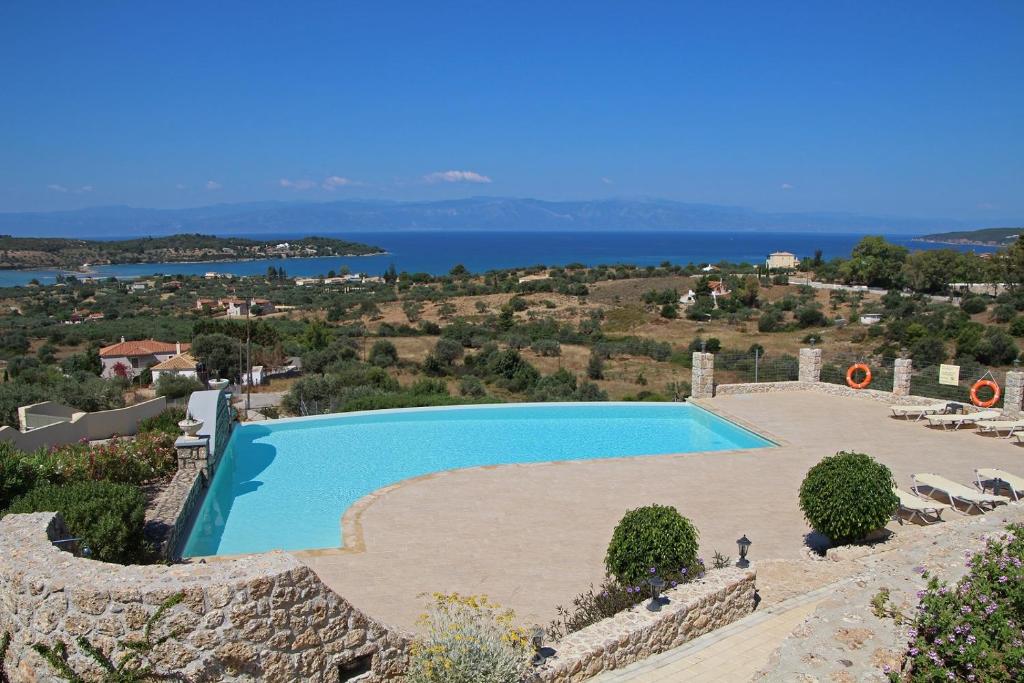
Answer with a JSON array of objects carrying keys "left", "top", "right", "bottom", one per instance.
[
  {"left": 150, "top": 352, "right": 200, "bottom": 383},
  {"left": 99, "top": 338, "right": 191, "bottom": 379}
]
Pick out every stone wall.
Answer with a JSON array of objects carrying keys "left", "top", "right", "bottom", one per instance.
[
  {"left": 713, "top": 380, "right": 993, "bottom": 408},
  {"left": 0, "top": 513, "right": 411, "bottom": 682},
  {"left": 144, "top": 467, "right": 204, "bottom": 560},
  {"left": 797, "top": 348, "right": 822, "bottom": 383},
  {"left": 892, "top": 358, "right": 912, "bottom": 397},
  {"left": 690, "top": 352, "right": 714, "bottom": 399},
  {"left": 1002, "top": 370, "right": 1024, "bottom": 418},
  {"left": 529, "top": 569, "right": 755, "bottom": 682}
]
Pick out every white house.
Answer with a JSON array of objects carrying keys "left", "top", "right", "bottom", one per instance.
[
  {"left": 99, "top": 339, "right": 191, "bottom": 379},
  {"left": 679, "top": 290, "right": 697, "bottom": 305},
  {"left": 766, "top": 252, "right": 799, "bottom": 270},
  {"left": 859, "top": 313, "right": 883, "bottom": 325},
  {"left": 150, "top": 353, "right": 200, "bottom": 383}
]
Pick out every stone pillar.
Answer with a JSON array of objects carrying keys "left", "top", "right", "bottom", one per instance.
[
  {"left": 893, "top": 358, "right": 913, "bottom": 397},
  {"left": 691, "top": 352, "right": 715, "bottom": 398},
  {"left": 798, "top": 348, "right": 822, "bottom": 383},
  {"left": 1002, "top": 371, "right": 1024, "bottom": 418}
]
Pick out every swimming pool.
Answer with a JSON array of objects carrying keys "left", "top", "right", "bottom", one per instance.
[{"left": 182, "top": 402, "right": 773, "bottom": 557}]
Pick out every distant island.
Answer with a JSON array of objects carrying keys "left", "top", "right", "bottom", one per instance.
[
  {"left": 0, "top": 233, "right": 384, "bottom": 270},
  {"left": 913, "top": 227, "right": 1021, "bottom": 247}
]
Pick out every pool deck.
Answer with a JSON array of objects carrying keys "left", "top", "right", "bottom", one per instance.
[{"left": 297, "top": 390, "right": 1023, "bottom": 631}]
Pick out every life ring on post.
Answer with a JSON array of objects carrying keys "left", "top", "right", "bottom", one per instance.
[
  {"left": 846, "top": 363, "right": 872, "bottom": 390},
  {"left": 970, "top": 379, "right": 1000, "bottom": 408}
]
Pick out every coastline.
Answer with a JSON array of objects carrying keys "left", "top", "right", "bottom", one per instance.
[{"left": 0, "top": 250, "right": 389, "bottom": 274}]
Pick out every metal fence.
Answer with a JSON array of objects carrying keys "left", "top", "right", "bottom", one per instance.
[
  {"left": 909, "top": 361, "right": 1007, "bottom": 407},
  {"left": 714, "top": 349, "right": 799, "bottom": 385},
  {"left": 821, "top": 352, "right": 1007, "bottom": 407},
  {"left": 821, "top": 353, "right": 896, "bottom": 393}
]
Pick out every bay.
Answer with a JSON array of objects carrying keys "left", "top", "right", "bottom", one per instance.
[{"left": 0, "top": 230, "right": 997, "bottom": 287}]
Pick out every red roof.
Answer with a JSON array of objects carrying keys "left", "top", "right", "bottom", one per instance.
[{"left": 99, "top": 339, "right": 190, "bottom": 358}]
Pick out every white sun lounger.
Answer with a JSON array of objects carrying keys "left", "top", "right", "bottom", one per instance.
[
  {"left": 912, "top": 473, "right": 1010, "bottom": 513},
  {"left": 975, "top": 468, "right": 1024, "bottom": 502},
  {"left": 924, "top": 409, "right": 1002, "bottom": 430},
  {"left": 894, "top": 487, "right": 951, "bottom": 524},
  {"left": 890, "top": 403, "right": 951, "bottom": 421},
  {"left": 974, "top": 420, "right": 1024, "bottom": 438}
]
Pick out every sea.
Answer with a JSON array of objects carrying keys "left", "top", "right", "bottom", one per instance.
[{"left": 0, "top": 230, "right": 998, "bottom": 287}]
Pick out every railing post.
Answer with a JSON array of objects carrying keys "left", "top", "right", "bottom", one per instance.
[
  {"left": 1002, "top": 371, "right": 1024, "bottom": 418},
  {"left": 892, "top": 358, "right": 912, "bottom": 397},
  {"left": 691, "top": 352, "right": 715, "bottom": 398},
  {"left": 798, "top": 348, "right": 822, "bottom": 383}
]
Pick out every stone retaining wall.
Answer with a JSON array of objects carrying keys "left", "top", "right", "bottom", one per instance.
[
  {"left": 143, "top": 467, "right": 204, "bottom": 559},
  {"left": 0, "top": 513, "right": 411, "bottom": 682},
  {"left": 713, "top": 380, "right": 981, "bottom": 407},
  {"left": 529, "top": 568, "right": 756, "bottom": 682}
]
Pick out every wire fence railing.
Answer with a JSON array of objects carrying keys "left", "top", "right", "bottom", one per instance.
[
  {"left": 714, "top": 349, "right": 799, "bottom": 385},
  {"left": 821, "top": 352, "right": 1007, "bottom": 407}
]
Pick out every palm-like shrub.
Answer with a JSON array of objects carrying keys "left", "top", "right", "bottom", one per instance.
[
  {"left": 605, "top": 504, "right": 700, "bottom": 585},
  {"left": 799, "top": 452, "right": 897, "bottom": 546}
]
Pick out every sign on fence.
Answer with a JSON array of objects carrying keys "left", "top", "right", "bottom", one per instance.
[{"left": 938, "top": 364, "right": 961, "bottom": 386}]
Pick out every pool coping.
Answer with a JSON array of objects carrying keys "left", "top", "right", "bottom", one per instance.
[{"left": 185, "top": 401, "right": 786, "bottom": 561}]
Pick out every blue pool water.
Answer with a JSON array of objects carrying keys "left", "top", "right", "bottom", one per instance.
[{"left": 182, "top": 403, "right": 773, "bottom": 557}]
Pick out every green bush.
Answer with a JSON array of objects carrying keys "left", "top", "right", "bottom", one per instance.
[
  {"left": 1010, "top": 315, "right": 1024, "bottom": 338},
  {"left": 6, "top": 481, "right": 148, "bottom": 564},
  {"left": 0, "top": 443, "right": 37, "bottom": 510},
  {"left": 138, "top": 406, "right": 186, "bottom": 436},
  {"left": 798, "top": 452, "right": 897, "bottom": 545},
  {"left": 605, "top": 504, "right": 700, "bottom": 585},
  {"left": 960, "top": 296, "right": 987, "bottom": 314},
  {"left": 154, "top": 373, "right": 203, "bottom": 399},
  {"left": 901, "top": 523, "right": 1024, "bottom": 682},
  {"left": 368, "top": 340, "right": 399, "bottom": 367}
]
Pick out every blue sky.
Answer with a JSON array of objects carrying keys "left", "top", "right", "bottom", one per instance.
[{"left": 0, "top": 1, "right": 1021, "bottom": 223}]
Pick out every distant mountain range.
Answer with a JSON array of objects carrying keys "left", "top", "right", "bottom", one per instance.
[{"left": 0, "top": 197, "right": 988, "bottom": 237}]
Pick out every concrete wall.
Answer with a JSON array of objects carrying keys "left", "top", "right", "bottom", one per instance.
[
  {"left": 0, "top": 513, "right": 410, "bottom": 682},
  {"left": 0, "top": 397, "right": 167, "bottom": 451},
  {"left": 18, "top": 402, "right": 79, "bottom": 431}
]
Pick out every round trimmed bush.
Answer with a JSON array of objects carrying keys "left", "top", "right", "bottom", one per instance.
[
  {"left": 798, "top": 452, "right": 898, "bottom": 546},
  {"left": 6, "top": 480, "right": 147, "bottom": 564},
  {"left": 605, "top": 504, "right": 699, "bottom": 585}
]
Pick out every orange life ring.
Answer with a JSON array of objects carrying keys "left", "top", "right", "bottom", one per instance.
[
  {"left": 970, "top": 379, "right": 1000, "bottom": 408},
  {"left": 846, "top": 363, "right": 872, "bottom": 389}
]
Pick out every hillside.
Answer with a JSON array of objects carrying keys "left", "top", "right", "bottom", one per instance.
[
  {"left": 0, "top": 233, "right": 383, "bottom": 270},
  {"left": 915, "top": 227, "right": 1021, "bottom": 246}
]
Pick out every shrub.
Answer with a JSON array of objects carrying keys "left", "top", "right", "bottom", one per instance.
[
  {"left": 368, "top": 340, "right": 399, "bottom": 367},
  {"left": 992, "top": 303, "right": 1016, "bottom": 324},
  {"left": 758, "top": 309, "right": 783, "bottom": 333},
  {"left": 530, "top": 339, "right": 561, "bottom": 357},
  {"left": 154, "top": 373, "right": 203, "bottom": 399},
  {"left": 605, "top": 504, "right": 700, "bottom": 586},
  {"left": 972, "top": 328, "right": 1019, "bottom": 366},
  {"left": 19, "top": 432, "right": 178, "bottom": 487},
  {"left": 6, "top": 481, "right": 148, "bottom": 564},
  {"left": 586, "top": 352, "right": 604, "bottom": 380},
  {"left": 900, "top": 524, "right": 1024, "bottom": 682},
  {"left": 960, "top": 296, "right": 987, "bottom": 314},
  {"left": 0, "top": 443, "right": 36, "bottom": 511},
  {"left": 406, "top": 593, "right": 530, "bottom": 683},
  {"left": 138, "top": 406, "right": 186, "bottom": 436},
  {"left": 459, "top": 376, "right": 487, "bottom": 398},
  {"left": 1010, "top": 315, "right": 1024, "bottom": 338},
  {"left": 798, "top": 452, "right": 897, "bottom": 546}
]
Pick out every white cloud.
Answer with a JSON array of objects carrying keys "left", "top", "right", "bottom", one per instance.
[
  {"left": 175, "top": 183, "right": 187, "bottom": 190},
  {"left": 781, "top": 183, "right": 794, "bottom": 190},
  {"left": 322, "top": 176, "right": 355, "bottom": 190},
  {"left": 423, "top": 170, "right": 492, "bottom": 184},
  {"left": 601, "top": 177, "right": 614, "bottom": 185},
  {"left": 279, "top": 178, "right": 318, "bottom": 190},
  {"left": 205, "top": 180, "right": 222, "bottom": 191},
  {"left": 48, "top": 183, "right": 93, "bottom": 194}
]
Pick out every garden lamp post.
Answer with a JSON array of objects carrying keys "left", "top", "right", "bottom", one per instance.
[
  {"left": 530, "top": 625, "right": 546, "bottom": 666},
  {"left": 647, "top": 575, "right": 666, "bottom": 611},
  {"left": 736, "top": 535, "right": 752, "bottom": 568}
]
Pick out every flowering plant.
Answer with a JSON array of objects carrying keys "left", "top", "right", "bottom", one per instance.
[
  {"left": 407, "top": 593, "right": 530, "bottom": 683},
  {"left": 20, "top": 431, "right": 177, "bottom": 487},
  {"left": 897, "top": 523, "right": 1024, "bottom": 682}
]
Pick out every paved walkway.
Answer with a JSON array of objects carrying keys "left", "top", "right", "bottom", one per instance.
[
  {"left": 298, "top": 391, "right": 1022, "bottom": 630},
  {"left": 592, "top": 580, "right": 841, "bottom": 682}
]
